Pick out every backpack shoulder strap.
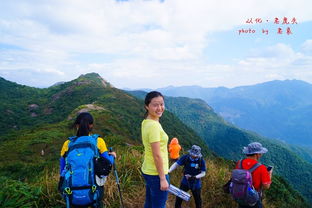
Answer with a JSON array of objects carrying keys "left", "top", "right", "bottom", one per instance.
[
  {"left": 248, "top": 162, "right": 261, "bottom": 173},
  {"left": 182, "top": 155, "right": 191, "bottom": 173},
  {"left": 63, "top": 137, "right": 77, "bottom": 158},
  {"left": 238, "top": 159, "right": 261, "bottom": 173},
  {"left": 68, "top": 136, "right": 77, "bottom": 142},
  {"left": 238, "top": 159, "right": 244, "bottom": 169},
  {"left": 183, "top": 155, "right": 190, "bottom": 167},
  {"left": 92, "top": 134, "right": 100, "bottom": 139},
  {"left": 92, "top": 134, "right": 100, "bottom": 157}
]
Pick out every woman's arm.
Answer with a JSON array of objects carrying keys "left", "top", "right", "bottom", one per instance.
[
  {"left": 151, "top": 141, "right": 169, "bottom": 191},
  {"left": 97, "top": 137, "right": 116, "bottom": 164},
  {"left": 100, "top": 151, "right": 115, "bottom": 164}
]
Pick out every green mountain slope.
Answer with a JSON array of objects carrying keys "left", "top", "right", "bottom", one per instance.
[
  {"left": 0, "top": 74, "right": 308, "bottom": 207},
  {"left": 129, "top": 91, "right": 312, "bottom": 205},
  {"left": 0, "top": 73, "right": 112, "bottom": 136}
]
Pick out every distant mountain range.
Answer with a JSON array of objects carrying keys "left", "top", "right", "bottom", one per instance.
[
  {"left": 156, "top": 80, "right": 312, "bottom": 148},
  {"left": 0, "top": 73, "right": 310, "bottom": 207}
]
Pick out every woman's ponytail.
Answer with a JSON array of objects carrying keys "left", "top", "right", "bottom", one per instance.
[{"left": 74, "top": 112, "right": 94, "bottom": 137}]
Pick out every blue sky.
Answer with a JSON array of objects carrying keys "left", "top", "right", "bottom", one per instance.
[{"left": 0, "top": 0, "right": 311, "bottom": 89}]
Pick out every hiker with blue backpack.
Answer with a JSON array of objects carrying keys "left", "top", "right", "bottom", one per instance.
[
  {"left": 59, "top": 112, "right": 116, "bottom": 208},
  {"left": 169, "top": 145, "right": 206, "bottom": 208},
  {"left": 230, "top": 142, "right": 273, "bottom": 208}
]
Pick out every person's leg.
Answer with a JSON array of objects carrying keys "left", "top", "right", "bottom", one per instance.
[
  {"left": 143, "top": 174, "right": 169, "bottom": 208},
  {"left": 191, "top": 188, "right": 202, "bottom": 208},
  {"left": 175, "top": 183, "right": 189, "bottom": 208},
  {"left": 143, "top": 174, "right": 152, "bottom": 208}
]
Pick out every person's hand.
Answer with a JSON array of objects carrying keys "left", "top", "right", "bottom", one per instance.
[
  {"left": 185, "top": 174, "right": 192, "bottom": 179},
  {"left": 185, "top": 174, "right": 196, "bottom": 180},
  {"left": 160, "top": 178, "right": 169, "bottom": 191},
  {"left": 108, "top": 151, "right": 116, "bottom": 158}
]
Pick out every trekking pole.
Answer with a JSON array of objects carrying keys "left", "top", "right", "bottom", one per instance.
[{"left": 109, "top": 147, "right": 124, "bottom": 208}]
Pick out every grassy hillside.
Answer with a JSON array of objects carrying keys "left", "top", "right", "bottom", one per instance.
[{"left": 0, "top": 74, "right": 308, "bottom": 207}]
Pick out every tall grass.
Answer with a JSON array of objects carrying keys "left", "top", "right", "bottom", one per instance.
[
  {"left": 13, "top": 145, "right": 307, "bottom": 208},
  {"left": 0, "top": 176, "right": 41, "bottom": 208}
]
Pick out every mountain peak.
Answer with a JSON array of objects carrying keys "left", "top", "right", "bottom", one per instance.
[
  {"left": 78, "top": 72, "right": 101, "bottom": 79},
  {"left": 77, "top": 72, "right": 113, "bottom": 88}
]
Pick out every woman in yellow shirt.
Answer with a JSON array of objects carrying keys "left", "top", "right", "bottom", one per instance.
[{"left": 141, "top": 91, "right": 169, "bottom": 208}]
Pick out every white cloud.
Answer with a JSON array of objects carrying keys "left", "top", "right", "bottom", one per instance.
[
  {"left": 234, "top": 43, "right": 312, "bottom": 87},
  {"left": 239, "top": 43, "right": 300, "bottom": 69},
  {"left": 302, "top": 40, "right": 312, "bottom": 54},
  {"left": 239, "top": 43, "right": 312, "bottom": 68},
  {"left": 0, "top": 0, "right": 312, "bottom": 88}
]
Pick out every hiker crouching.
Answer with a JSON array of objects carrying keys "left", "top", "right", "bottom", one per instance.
[{"left": 169, "top": 145, "right": 206, "bottom": 208}]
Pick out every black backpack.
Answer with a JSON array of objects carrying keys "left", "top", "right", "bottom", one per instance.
[{"left": 94, "top": 156, "right": 112, "bottom": 177}]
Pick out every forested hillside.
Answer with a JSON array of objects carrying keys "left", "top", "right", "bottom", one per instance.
[{"left": 0, "top": 73, "right": 309, "bottom": 207}]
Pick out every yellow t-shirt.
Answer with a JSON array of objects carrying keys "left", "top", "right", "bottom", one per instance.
[
  {"left": 60, "top": 136, "right": 108, "bottom": 157},
  {"left": 141, "top": 119, "right": 169, "bottom": 175}
]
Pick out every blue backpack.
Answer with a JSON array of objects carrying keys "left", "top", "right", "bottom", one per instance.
[
  {"left": 61, "top": 134, "right": 101, "bottom": 208},
  {"left": 229, "top": 160, "right": 261, "bottom": 206}
]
